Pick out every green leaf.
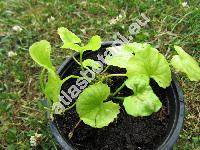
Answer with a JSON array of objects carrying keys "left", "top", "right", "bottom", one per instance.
[
  {"left": 126, "top": 44, "right": 171, "bottom": 88},
  {"left": 61, "top": 42, "right": 82, "bottom": 52},
  {"left": 60, "top": 32, "right": 101, "bottom": 53},
  {"left": 58, "top": 27, "right": 82, "bottom": 52},
  {"left": 29, "top": 40, "right": 54, "bottom": 71},
  {"left": 125, "top": 75, "right": 149, "bottom": 93},
  {"left": 7, "top": 144, "right": 16, "bottom": 150},
  {"left": 123, "top": 76, "right": 162, "bottom": 117},
  {"left": 39, "top": 68, "right": 46, "bottom": 93},
  {"left": 123, "top": 42, "right": 149, "bottom": 53},
  {"left": 171, "top": 46, "right": 200, "bottom": 81},
  {"left": 44, "top": 71, "right": 62, "bottom": 103},
  {"left": 105, "top": 46, "right": 133, "bottom": 68},
  {"left": 83, "top": 59, "right": 101, "bottom": 70},
  {"left": 123, "top": 88, "right": 162, "bottom": 117},
  {"left": 58, "top": 27, "right": 81, "bottom": 44},
  {"left": 82, "top": 35, "right": 101, "bottom": 51},
  {"left": 76, "top": 83, "right": 120, "bottom": 128},
  {"left": 6, "top": 128, "right": 17, "bottom": 143}
]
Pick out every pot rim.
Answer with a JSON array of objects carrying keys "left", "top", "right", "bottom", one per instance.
[{"left": 50, "top": 41, "right": 185, "bottom": 150}]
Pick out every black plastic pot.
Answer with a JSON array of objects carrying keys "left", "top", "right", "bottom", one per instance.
[{"left": 49, "top": 42, "right": 185, "bottom": 150}]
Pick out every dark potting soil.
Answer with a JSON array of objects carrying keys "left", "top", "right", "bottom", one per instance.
[{"left": 54, "top": 48, "right": 170, "bottom": 150}]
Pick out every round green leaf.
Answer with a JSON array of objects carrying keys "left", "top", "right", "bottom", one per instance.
[
  {"left": 123, "top": 86, "right": 162, "bottom": 117},
  {"left": 76, "top": 83, "right": 120, "bottom": 128},
  {"left": 29, "top": 40, "right": 54, "bottom": 71},
  {"left": 126, "top": 44, "right": 171, "bottom": 88},
  {"left": 105, "top": 46, "right": 133, "bottom": 68},
  {"left": 171, "top": 46, "right": 200, "bottom": 81}
]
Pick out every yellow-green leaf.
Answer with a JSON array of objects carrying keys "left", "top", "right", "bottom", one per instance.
[
  {"left": 29, "top": 40, "right": 54, "bottom": 71},
  {"left": 58, "top": 27, "right": 81, "bottom": 44},
  {"left": 123, "top": 76, "right": 162, "bottom": 117},
  {"left": 171, "top": 46, "right": 200, "bottom": 81},
  {"left": 83, "top": 59, "right": 101, "bottom": 70},
  {"left": 123, "top": 87, "right": 162, "bottom": 117},
  {"left": 61, "top": 42, "right": 82, "bottom": 52},
  {"left": 123, "top": 42, "right": 149, "bottom": 53},
  {"left": 126, "top": 44, "right": 171, "bottom": 88},
  {"left": 44, "top": 71, "right": 62, "bottom": 103},
  {"left": 82, "top": 35, "right": 101, "bottom": 51},
  {"left": 125, "top": 75, "right": 149, "bottom": 93},
  {"left": 76, "top": 83, "right": 120, "bottom": 128},
  {"left": 105, "top": 46, "right": 133, "bottom": 68}
]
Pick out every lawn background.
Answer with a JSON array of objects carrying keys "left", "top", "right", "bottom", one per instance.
[{"left": 0, "top": 0, "right": 199, "bottom": 149}]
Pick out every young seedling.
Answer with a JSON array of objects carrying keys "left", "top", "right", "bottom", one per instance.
[
  {"left": 57, "top": 27, "right": 101, "bottom": 69},
  {"left": 29, "top": 28, "right": 200, "bottom": 129},
  {"left": 29, "top": 40, "right": 79, "bottom": 108}
]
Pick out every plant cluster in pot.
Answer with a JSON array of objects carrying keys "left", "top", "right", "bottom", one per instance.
[{"left": 29, "top": 27, "right": 200, "bottom": 150}]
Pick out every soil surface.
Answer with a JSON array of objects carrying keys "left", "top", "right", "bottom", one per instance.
[{"left": 54, "top": 48, "right": 170, "bottom": 150}]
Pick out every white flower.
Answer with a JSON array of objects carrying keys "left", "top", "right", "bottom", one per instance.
[
  {"left": 30, "top": 133, "right": 42, "bottom": 147},
  {"left": 8, "top": 51, "right": 17, "bottom": 57},
  {"left": 182, "top": 2, "right": 189, "bottom": 7},
  {"left": 47, "top": 16, "right": 55, "bottom": 23},
  {"left": 12, "top": 25, "right": 22, "bottom": 32}
]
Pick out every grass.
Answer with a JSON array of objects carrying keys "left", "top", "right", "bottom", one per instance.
[{"left": 0, "top": 0, "right": 199, "bottom": 149}]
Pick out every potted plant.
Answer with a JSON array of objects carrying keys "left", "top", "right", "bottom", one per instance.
[{"left": 29, "top": 27, "right": 200, "bottom": 150}]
